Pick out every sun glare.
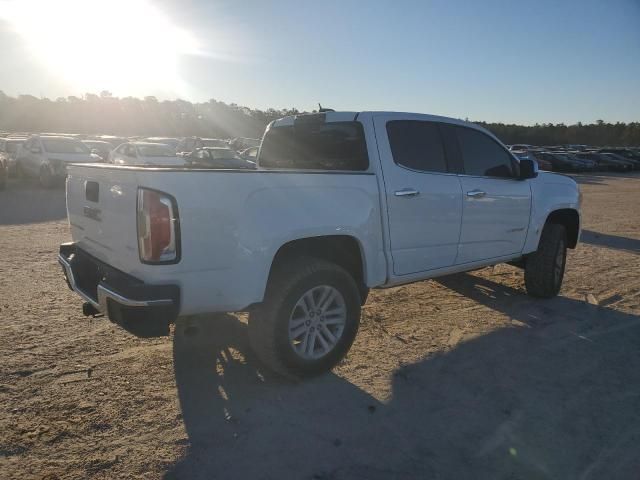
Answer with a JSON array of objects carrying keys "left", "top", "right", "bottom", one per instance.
[{"left": 1, "top": 0, "right": 199, "bottom": 95}]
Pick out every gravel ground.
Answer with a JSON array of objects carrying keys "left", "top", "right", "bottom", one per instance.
[{"left": 1, "top": 173, "right": 639, "bottom": 479}]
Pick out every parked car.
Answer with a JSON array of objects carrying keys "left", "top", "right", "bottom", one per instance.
[
  {"left": 239, "top": 146, "right": 259, "bottom": 162},
  {"left": 598, "top": 152, "right": 639, "bottom": 170},
  {"left": 599, "top": 148, "right": 640, "bottom": 168},
  {"left": 201, "top": 138, "right": 229, "bottom": 148},
  {"left": 17, "top": 135, "right": 100, "bottom": 187},
  {"left": 175, "top": 137, "right": 202, "bottom": 155},
  {"left": 511, "top": 149, "right": 552, "bottom": 171},
  {"left": 110, "top": 142, "right": 185, "bottom": 166},
  {"left": 59, "top": 111, "right": 581, "bottom": 378},
  {"left": 185, "top": 147, "right": 256, "bottom": 169},
  {"left": 144, "top": 137, "right": 180, "bottom": 152},
  {"left": 576, "top": 152, "right": 632, "bottom": 172},
  {"left": 602, "top": 153, "right": 635, "bottom": 171},
  {"left": 94, "top": 135, "right": 128, "bottom": 148},
  {"left": 509, "top": 144, "right": 534, "bottom": 151},
  {"left": 229, "top": 137, "right": 261, "bottom": 151},
  {"left": 564, "top": 144, "right": 588, "bottom": 151},
  {"left": 0, "top": 137, "right": 24, "bottom": 178},
  {"left": 563, "top": 152, "right": 597, "bottom": 171},
  {"left": 81, "top": 140, "right": 112, "bottom": 162},
  {"left": 0, "top": 145, "right": 7, "bottom": 190},
  {"left": 534, "top": 151, "right": 586, "bottom": 172}
]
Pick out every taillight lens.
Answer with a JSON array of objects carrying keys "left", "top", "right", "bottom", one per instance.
[{"left": 137, "top": 188, "right": 179, "bottom": 263}]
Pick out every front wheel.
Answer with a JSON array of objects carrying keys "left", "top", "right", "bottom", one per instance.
[
  {"left": 524, "top": 223, "right": 567, "bottom": 298},
  {"left": 248, "top": 257, "right": 361, "bottom": 378}
]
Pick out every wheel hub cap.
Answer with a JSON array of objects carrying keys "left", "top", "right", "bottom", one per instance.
[{"left": 288, "top": 285, "right": 347, "bottom": 360}]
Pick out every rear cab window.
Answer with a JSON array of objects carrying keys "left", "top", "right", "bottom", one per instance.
[
  {"left": 386, "top": 120, "right": 448, "bottom": 173},
  {"left": 259, "top": 118, "right": 369, "bottom": 171}
]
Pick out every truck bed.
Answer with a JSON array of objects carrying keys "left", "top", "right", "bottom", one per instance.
[{"left": 65, "top": 163, "right": 386, "bottom": 314}]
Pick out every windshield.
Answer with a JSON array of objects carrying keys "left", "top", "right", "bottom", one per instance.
[
  {"left": 42, "top": 138, "right": 90, "bottom": 154},
  {"left": 137, "top": 144, "right": 175, "bottom": 157}
]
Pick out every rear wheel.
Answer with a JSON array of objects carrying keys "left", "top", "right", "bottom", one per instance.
[
  {"left": 248, "top": 256, "right": 361, "bottom": 378},
  {"left": 39, "top": 165, "right": 54, "bottom": 188},
  {"left": 524, "top": 223, "right": 567, "bottom": 298}
]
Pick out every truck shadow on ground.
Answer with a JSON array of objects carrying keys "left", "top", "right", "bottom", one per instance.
[
  {"left": 167, "top": 274, "right": 640, "bottom": 480},
  {"left": 580, "top": 229, "right": 640, "bottom": 254},
  {"left": 0, "top": 181, "right": 66, "bottom": 225}
]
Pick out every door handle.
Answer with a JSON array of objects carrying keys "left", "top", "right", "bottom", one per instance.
[
  {"left": 394, "top": 188, "right": 420, "bottom": 197},
  {"left": 466, "top": 189, "right": 486, "bottom": 198}
]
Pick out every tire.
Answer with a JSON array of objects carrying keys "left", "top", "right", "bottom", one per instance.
[
  {"left": 39, "top": 165, "right": 54, "bottom": 188},
  {"left": 248, "top": 256, "right": 362, "bottom": 378},
  {"left": 524, "top": 223, "right": 567, "bottom": 298}
]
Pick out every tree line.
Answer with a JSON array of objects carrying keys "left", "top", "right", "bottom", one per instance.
[{"left": 1, "top": 91, "right": 638, "bottom": 146}]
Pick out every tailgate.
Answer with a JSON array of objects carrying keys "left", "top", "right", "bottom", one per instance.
[{"left": 66, "top": 165, "right": 142, "bottom": 272}]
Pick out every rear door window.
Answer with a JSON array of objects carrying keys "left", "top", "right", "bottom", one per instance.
[
  {"left": 455, "top": 127, "right": 515, "bottom": 178},
  {"left": 386, "top": 120, "right": 448, "bottom": 173},
  {"left": 259, "top": 121, "right": 369, "bottom": 171}
]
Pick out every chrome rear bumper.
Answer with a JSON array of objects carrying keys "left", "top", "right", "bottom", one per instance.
[{"left": 58, "top": 243, "right": 179, "bottom": 336}]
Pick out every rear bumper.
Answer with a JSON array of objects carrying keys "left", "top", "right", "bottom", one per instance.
[{"left": 58, "top": 243, "right": 180, "bottom": 336}]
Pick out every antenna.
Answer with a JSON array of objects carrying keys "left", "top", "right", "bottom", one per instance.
[{"left": 318, "top": 103, "right": 335, "bottom": 113}]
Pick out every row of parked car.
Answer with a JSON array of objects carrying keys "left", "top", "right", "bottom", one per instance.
[
  {"left": 508, "top": 144, "right": 640, "bottom": 173},
  {"left": 2, "top": 131, "right": 639, "bottom": 189},
  {"left": 0, "top": 132, "right": 261, "bottom": 188}
]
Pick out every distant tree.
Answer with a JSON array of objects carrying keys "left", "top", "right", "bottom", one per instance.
[{"left": 0, "top": 92, "right": 637, "bottom": 145}]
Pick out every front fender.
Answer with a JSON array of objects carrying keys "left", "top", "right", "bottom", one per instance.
[{"left": 522, "top": 173, "right": 581, "bottom": 253}]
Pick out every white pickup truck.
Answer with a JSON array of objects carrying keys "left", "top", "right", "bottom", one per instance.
[{"left": 59, "top": 111, "right": 581, "bottom": 377}]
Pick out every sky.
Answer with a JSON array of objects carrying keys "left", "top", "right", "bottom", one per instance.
[{"left": 0, "top": 0, "right": 639, "bottom": 125}]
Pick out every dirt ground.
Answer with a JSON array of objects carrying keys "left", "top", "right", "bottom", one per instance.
[{"left": 1, "top": 173, "right": 639, "bottom": 480}]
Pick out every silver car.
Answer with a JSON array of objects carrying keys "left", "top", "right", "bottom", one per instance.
[
  {"left": 110, "top": 142, "right": 185, "bottom": 166},
  {"left": 17, "top": 135, "right": 99, "bottom": 187}
]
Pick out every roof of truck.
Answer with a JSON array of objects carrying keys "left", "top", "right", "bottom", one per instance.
[
  {"left": 273, "top": 111, "right": 479, "bottom": 127},
  {"left": 270, "top": 111, "right": 498, "bottom": 141}
]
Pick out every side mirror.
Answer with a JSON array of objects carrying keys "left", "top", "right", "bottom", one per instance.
[
  {"left": 91, "top": 148, "right": 99, "bottom": 155},
  {"left": 519, "top": 158, "right": 538, "bottom": 180}
]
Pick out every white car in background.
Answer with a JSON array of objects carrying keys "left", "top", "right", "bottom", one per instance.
[
  {"left": 239, "top": 145, "right": 259, "bottom": 161},
  {"left": 110, "top": 142, "right": 185, "bottom": 166},
  {"left": 17, "top": 135, "right": 99, "bottom": 187},
  {"left": 0, "top": 137, "right": 25, "bottom": 176}
]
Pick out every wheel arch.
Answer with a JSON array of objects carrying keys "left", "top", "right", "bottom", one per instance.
[
  {"left": 267, "top": 235, "right": 369, "bottom": 304},
  {"left": 545, "top": 208, "right": 580, "bottom": 248}
]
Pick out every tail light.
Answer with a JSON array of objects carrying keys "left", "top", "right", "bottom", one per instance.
[{"left": 137, "top": 188, "right": 180, "bottom": 263}]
